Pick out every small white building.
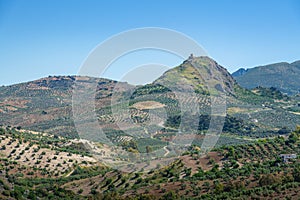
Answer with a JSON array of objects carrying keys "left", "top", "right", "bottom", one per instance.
[{"left": 280, "top": 154, "right": 297, "bottom": 162}]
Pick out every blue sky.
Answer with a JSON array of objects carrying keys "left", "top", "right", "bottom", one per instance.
[{"left": 0, "top": 0, "right": 300, "bottom": 86}]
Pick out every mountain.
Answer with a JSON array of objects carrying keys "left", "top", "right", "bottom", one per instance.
[
  {"left": 0, "top": 56, "right": 299, "bottom": 141},
  {"left": 147, "top": 57, "right": 299, "bottom": 138},
  {"left": 232, "top": 60, "right": 300, "bottom": 95},
  {"left": 154, "top": 55, "right": 236, "bottom": 95},
  {"left": 0, "top": 76, "right": 133, "bottom": 137}
]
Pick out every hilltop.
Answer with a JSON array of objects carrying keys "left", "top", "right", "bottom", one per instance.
[{"left": 154, "top": 56, "right": 236, "bottom": 95}]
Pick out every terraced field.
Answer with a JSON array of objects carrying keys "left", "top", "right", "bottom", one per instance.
[{"left": 0, "top": 127, "right": 97, "bottom": 177}]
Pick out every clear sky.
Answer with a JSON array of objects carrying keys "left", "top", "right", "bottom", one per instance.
[{"left": 0, "top": 0, "right": 300, "bottom": 86}]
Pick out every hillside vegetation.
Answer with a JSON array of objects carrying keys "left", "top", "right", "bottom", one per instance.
[{"left": 0, "top": 126, "right": 299, "bottom": 199}]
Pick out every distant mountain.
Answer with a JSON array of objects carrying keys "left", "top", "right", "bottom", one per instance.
[
  {"left": 232, "top": 60, "right": 300, "bottom": 95},
  {"left": 231, "top": 68, "right": 248, "bottom": 77}
]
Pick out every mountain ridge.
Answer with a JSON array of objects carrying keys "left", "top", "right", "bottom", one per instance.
[{"left": 232, "top": 60, "right": 300, "bottom": 95}]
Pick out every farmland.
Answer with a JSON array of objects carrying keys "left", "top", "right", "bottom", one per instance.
[{"left": 0, "top": 126, "right": 299, "bottom": 199}]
